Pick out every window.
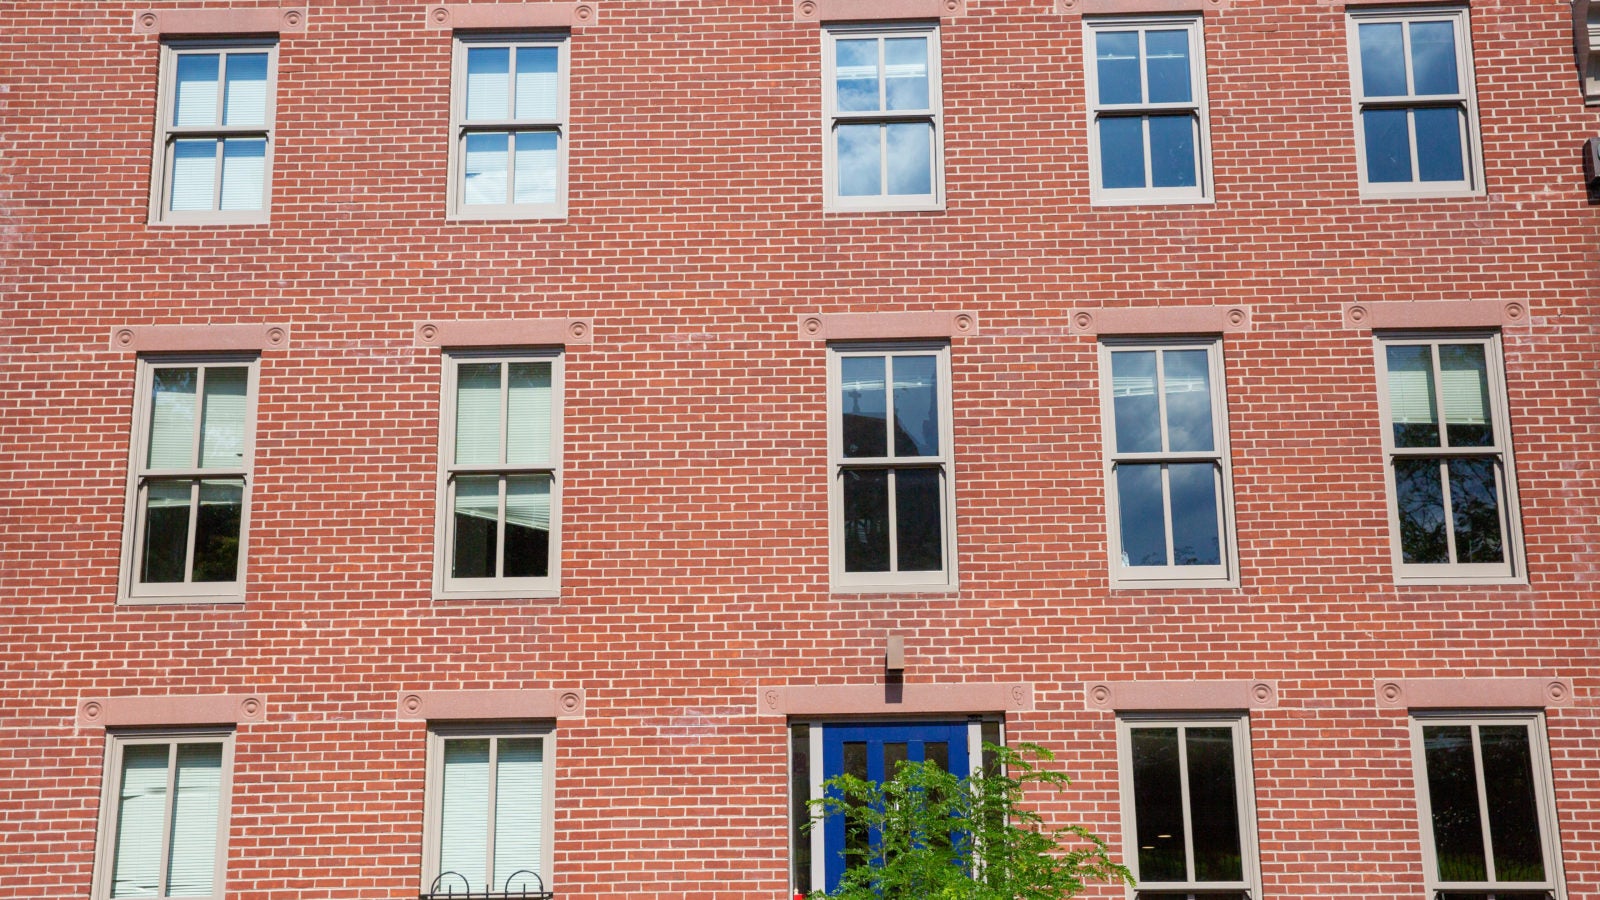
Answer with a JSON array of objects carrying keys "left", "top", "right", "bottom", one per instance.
[
  {"left": 436, "top": 352, "right": 562, "bottom": 599},
  {"left": 821, "top": 23, "right": 943, "bottom": 211},
  {"left": 1099, "top": 339, "right": 1237, "bottom": 587},
  {"left": 828, "top": 343, "right": 955, "bottom": 589},
  {"left": 423, "top": 725, "right": 556, "bottom": 898},
  {"left": 1116, "top": 715, "right": 1259, "bottom": 900},
  {"left": 1346, "top": 6, "right": 1482, "bottom": 197},
  {"left": 1410, "top": 713, "right": 1566, "bottom": 900},
  {"left": 1083, "top": 15, "right": 1211, "bottom": 205},
  {"left": 92, "top": 731, "right": 233, "bottom": 900},
  {"left": 1374, "top": 333, "right": 1523, "bottom": 583},
  {"left": 152, "top": 41, "right": 276, "bottom": 223},
  {"left": 449, "top": 33, "right": 569, "bottom": 218},
  {"left": 121, "top": 358, "right": 257, "bottom": 603}
]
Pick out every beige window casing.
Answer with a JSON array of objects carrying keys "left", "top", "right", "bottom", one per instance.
[
  {"left": 1372, "top": 331, "right": 1524, "bottom": 584},
  {"left": 434, "top": 349, "right": 563, "bottom": 600},
  {"left": 150, "top": 39, "right": 278, "bottom": 225},
  {"left": 422, "top": 722, "right": 558, "bottom": 895},
  {"left": 119, "top": 356, "right": 259, "bottom": 604},
  {"left": 91, "top": 729, "right": 235, "bottom": 900},
  {"left": 447, "top": 32, "right": 570, "bottom": 220},
  {"left": 826, "top": 341, "right": 958, "bottom": 592}
]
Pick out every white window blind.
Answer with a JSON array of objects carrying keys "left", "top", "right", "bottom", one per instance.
[
  {"left": 514, "top": 48, "right": 559, "bottom": 120},
  {"left": 466, "top": 48, "right": 511, "bottom": 121},
  {"left": 439, "top": 740, "right": 491, "bottom": 891},
  {"left": 492, "top": 739, "right": 544, "bottom": 889},
  {"left": 111, "top": 746, "right": 168, "bottom": 897},
  {"left": 173, "top": 55, "right": 220, "bottom": 127},
  {"left": 1439, "top": 344, "right": 1490, "bottom": 426},
  {"left": 218, "top": 140, "right": 266, "bottom": 211},
  {"left": 221, "top": 54, "right": 268, "bottom": 126},
  {"left": 1386, "top": 346, "right": 1438, "bottom": 425},
  {"left": 149, "top": 370, "right": 198, "bottom": 469},
  {"left": 456, "top": 365, "right": 504, "bottom": 465},
  {"left": 198, "top": 368, "right": 248, "bottom": 467},
  {"left": 165, "top": 744, "right": 222, "bottom": 897},
  {"left": 107, "top": 742, "right": 223, "bottom": 898}
]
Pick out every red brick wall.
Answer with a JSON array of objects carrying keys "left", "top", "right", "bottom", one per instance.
[{"left": 3, "top": 1, "right": 1598, "bottom": 898}]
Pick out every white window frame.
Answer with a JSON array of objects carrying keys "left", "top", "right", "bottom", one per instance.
[
  {"left": 1373, "top": 331, "right": 1524, "bottom": 584},
  {"left": 448, "top": 32, "right": 570, "bottom": 220},
  {"left": 150, "top": 39, "right": 278, "bottom": 225},
  {"left": 827, "top": 342, "right": 957, "bottom": 591},
  {"left": 91, "top": 729, "right": 235, "bottom": 900},
  {"left": 1083, "top": 15, "right": 1213, "bottom": 206},
  {"left": 1115, "top": 713, "right": 1261, "bottom": 900},
  {"left": 119, "top": 356, "right": 259, "bottom": 604},
  {"left": 820, "top": 22, "right": 945, "bottom": 213},
  {"left": 1408, "top": 711, "right": 1567, "bottom": 900},
  {"left": 1345, "top": 6, "right": 1484, "bottom": 199},
  {"left": 1098, "top": 337, "right": 1238, "bottom": 588},
  {"left": 435, "top": 349, "right": 563, "bottom": 600},
  {"left": 422, "top": 723, "right": 557, "bottom": 897}
]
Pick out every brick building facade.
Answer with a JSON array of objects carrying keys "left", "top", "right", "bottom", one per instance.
[{"left": 3, "top": 0, "right": 1599, "bottom": 898}]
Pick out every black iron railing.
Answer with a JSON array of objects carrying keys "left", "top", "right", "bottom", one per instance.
[{"left": 420, "top": 870, "right": 553, "bottom": 900}]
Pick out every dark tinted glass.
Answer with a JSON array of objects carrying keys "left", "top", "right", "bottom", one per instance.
[
  {"left": 1099, "top": 117, "right": 1146, "bottom": 189},
  {"left": 843, "top": 468, "right": 890, "bottom": 572},
  {"left": 1480, "top": 726, "right": 1545, "bottom": 883},
  {"left": 192, "top": 479, "right": 243, "bottom": 582},
  {"left": 1144, "top": 30, "right": 1191, "bottom": 103},
  {"left": 1363, "top": 108, "right": 1413, "bottom": 182},
  {"left": 141, "top": 481, "right": 192, "bottom": 583},
  {"left": 895, "top": 468, "right": 942, "bottom": 571},
  {"left": 791, "top": 725, "right": 811, "bottom": 894},
  {"left": 1187, "top": 727, "right": 1243, "bottom": 882},
  {"left": 1131, "top": 728, "right": 1187, "bottom": 882},
  {"left": 891, "top": 355, "right": 939, "bottom": 457},
  {"left": 841, "top": 356, "right": 887, "bottom": 458},
  {"left": 1095, "top": 31, "right": 1141, "bottom": 104},
  {"left": 1449, "top": 459, "right": 1503, "bottom": 565},
  {"left": 1117, "top": 464, "right": 1168, "bottom": 567},
  {"left": 1395, "top": 459, "right": 1448, "bottom": 564},
  {"left": 1415, "top": 107, "right": 1465, "bottom": 182},
  {"left": 1424, "top": 725, "right": 1488, "bottom": 883},
  {"left": 1409, "top": 20, "right": 1458, "bottom": 95},
  {"left": 1169, "top": 464, "right": 1221, "bottom": 566}
]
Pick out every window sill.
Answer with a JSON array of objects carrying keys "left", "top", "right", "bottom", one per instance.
[
  {"left": 433, "top": 586, "right": 562, "bottom": 602},
  {"left": 147, "top": 214, "right": 272, "bottom": 227},
  {"left": 119, "top": 592, "right": 247, "bottom": 606},
  {"left": 822, "top": 198, "right": 946, "bottom": 214},
  {"left": 829, "top": 579, "right": 959, "bottom": 596},
  {"left": 1108, "top": 576, "right": 1240, "bottom": 591},
  {"left": 1089, "top": 192, "right": 1213, "bottom": 207},
  {"left": 1392, "top": 573, "right": 1529, "bottom": 588},
  {"left": 1357, "top": 184, "right": 1485, "bottom": 201},
  {"left": 447, "top": 206, "right": 568, "bottom": 222}
]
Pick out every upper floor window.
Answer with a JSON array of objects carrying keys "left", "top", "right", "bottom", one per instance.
[
  {"left": 1374, "top": 332, "right": 1523, "bottom": 583},
  {"left": 423, "top": 724, "right": 556, "bottom": 898},
  {"left": 1084, "top": 15, "right": 1212, "bottom": 204},
  {"left": 121, "top": 358, "right": 257, "bottom": 603},
  {"left": 449, "top": 33, "right": 569, "bottom": 218},
  {"left": 821, "top": 23, "right": 944, "bottom": 212},
  {"left": 1346, "top": 6, "right": 1482, "bottom": 197},
  {"left": 153, "top": 41, "right": 276, "bottom": 224}
]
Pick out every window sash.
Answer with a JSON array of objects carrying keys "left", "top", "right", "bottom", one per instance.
[
  {"left": 95, "top": 732, "right": 232, "bottom": 900},
  {"left": 425, "top": 727, "right": 555, "bottom": 896},
  {"left": 449, "top": 34, "right": 569, "bottom": 218},
  {"left": 821, "top": 23, "right": 943, "bottom": 210},
  {"left": 155, "top": 42, "right": 275, "bottom": 222}
]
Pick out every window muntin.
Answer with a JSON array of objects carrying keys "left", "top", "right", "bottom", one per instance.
[
  {"left": 828, "top": 343, "right": 955, "bottom": 590},
  {"left": 1084, "top": 15, "right": 1211, "bottom": 205},
  {"left": 1410, "top": 714, "right": 1565, "bottom": 900},
  {"left": 1346, "top": 7, "right": 1482, "bottom": 197},
  {"left": 449, "top": 34, "right": 569, "bottom": 219},
  {"left": 437, "top": 352, "right": 561, "bottom": 599},
  {"left": 123, "top": 359, "right": 257, "bottom": 603},
  {"left": 1374, "top": 333, "right": 1522, "bottom": 583},
  {"left": 153, "top": 41, "right": 276, "bottom": 224},
  {"left": 423, "top": 725, "right": 556, "bottom": 897},
  {"left": 1116, "top": 715, "right": 1258, "bottom": 900},
  {"left": 822, "top": 23, "right": 944, "bottom": 211},
  {"left": 93, "top": 731, "right": 233, "bottom": 900},
  {"left": 1099, "top": 339, "right": 1236, "bottom": 587}
]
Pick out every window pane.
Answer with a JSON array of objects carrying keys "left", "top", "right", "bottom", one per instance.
[
  {"left": 453, "top": 476, "right": 499, "bottom": 579},
  {"left": 1394, "top": 458, "right": 1448, "bottom": 564},
  {"left": 891, "top": 355, "right": 939, "bottom": 457},
  {"left": 1162, "top": 350, "right": 1214, "bottom": 452},
  {"left": 166, "top": 743, "right": 222, "bottom": 897},
  {"left": 455, "top": 363, "right": 503, "bottom": 465},
  {"left": 1169, "top": 463, "right": 1221, "bottom": 566},
  {"left": 506, "top": 361, "right": 553, "bottom": 464},
  {"left": 895, "top": 468, "right": 943, "bottom": 571},
  {"left": 111, "top": 744, "right": 169, "bottom": 898},
  {"left": 221, "top": 52, "right": 268, "bottom": 126},
  {"left": 494, "top": 739, "right": 545, "bottom": 891},
  {"left": 1116, "top": 464, "right": 1168, "bottom": 567},
  {"left": 791, "top": 725, "right": 812, "bottom": 895},
  {"left": 1187, "top": 728, "right": 1243, "bottom": 882},
  {"left": 440, "top": 739, "right": 491, "bottom": 892},
  {"left": 836, "top": 124, "right": 882, "bottom": 197},
  {"left": 1363, "top": 108, "right": 1414, "bottom": 183},
  {"left": 1423, "top": 725, "right": 1489, "bottom": 883},
  {"left": 1439, "top": 345, "right": 1492, "bottom": 446},
  {"left": 1415, "top": 107, "right": 1465, "bottom": 183},
  {"left": 1144, "top": 30, "right": 1191, "bottom": 104},
  {"left": 1095, "top": 31, "right": 1142, "bottom": 105},
  {"left": 219, "top": 139, "right": 266, "bottom": 211},
  {"left": 1410, "top": 20, "right": 1459, "bottom": 95},
  {"left": 883, "top": 37, "right": 929, "bottom": 111},
  {"left": 1098, "top": 117, "right": 1146, "bottom": 189},
  {"left": 1110, "top": 351, "right": 1160, "bottom": 453},
  {"left": 1449, "top": 458, "right": 1504, "bottom": 565},
  {"left": 173, "top": 54, "right": 220, "bottom": 127},
  {"left": 842, "top": 468, "right": 890, "bottom": 572},
  {"left": 504, "top": 474, "right": 551, "bottom": 578},
  {"left": 513, "top": 132, "right": 560, "bottom": 205},
  {"left": 198, "top": 367, "right": 248, "bottom": 468},
  {"left": 142, "top": 481, "right": 193, "bottom": 584},
  {"left": 170, "top": 140, "right": 219, "bottom": 212},
  {"left": 1386, "top": 345, "right": 1440, "bottom": 447},
  {"left": 1148, "top": 115, "right": 1197, "bottom": 189},
  {"left": 1479, "top": 726, "right": 1545, "bottom": 883},
  {"left": 1358, "top": 23, "right": 1407, "bottom": 97},
  {"left": 149, "top": 368, "right": 198, "bottom": 469},
  {"left": 885, "top": 122, "right": 932, "bottom": 196},
  {"left": 191, "top": 479, "right": 243, "bottom": 583},
  {"left": 463, "top": 132, "right": 510, "bottom": 206},
  {"left": 514, "top": 46, "right": 559, "bottom": 120},
  {"left": 1130, "top": 728, "right": 1187, "bottom": 882},
  {"left": 835, "top": 39, "right": 880, "bottom": 112},
  {"left": 840, "top": 356, "right": 887, "bottom": 458},
  {"left": 466, "top": 47, "right": 511, "bottom": 120}
]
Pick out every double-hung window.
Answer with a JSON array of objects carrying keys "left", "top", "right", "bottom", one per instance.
[
  {"left": 1410, "top": 713, "right": 1566, "bottom": 900},
  {"left": 1099, "top": 339, "right": 1237, "bottom": 587},
  {"left": 1346, "top": 6, "right": 1482, "bottom": 197},
  {"left": 449, "top": 33, "right": 569, "bottom": 218},
  {"left": 153, "top": 41, "right": 276, "bottom": 223},
  {"left": 822, "top": 23, "right": 943, "bottom": 211},
  {"left": 423, "top": 725, "right": 556, "bottom": 898},
  {"left": 436, "top": 352, "right": 561, "bottom": 599},
  {"left": 1084, "top": 16, "right": 1211, "bottom": 204},
  {"left": 92, "top": 731, "right": 233, "bottom": 900},
  {"left": 122, "top": 358, "right": 257, "bottom": 603},
  {"left": 1374, "top": 333, "right": 1523, "bottom": 583},
  {"left": 1117, "top": 715, "right": 1260, "bottom": 900},
  {"left": 828, "top": 343, "right": 955, "bottom": 590}
]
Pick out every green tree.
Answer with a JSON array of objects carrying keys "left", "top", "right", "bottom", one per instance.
[{"left": 807, "top": 743, "right": 1132, "bottom": 900}]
